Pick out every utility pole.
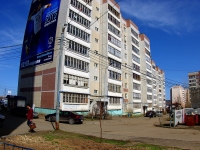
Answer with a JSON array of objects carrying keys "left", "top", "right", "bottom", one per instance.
[
  {"left": 55, "top": 25, "right": 66, "bottom": 130},
  {"left": 104, "top": 66, "right": 108, "bottom": 117}
]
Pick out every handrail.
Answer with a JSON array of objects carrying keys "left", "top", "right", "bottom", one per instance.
[{"left": 0, "top": 142, "right": 34, "bottom": 150}]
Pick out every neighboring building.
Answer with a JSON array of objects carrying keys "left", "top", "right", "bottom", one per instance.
[
  {"left": 18, "top": 0, "right": 165, "bottom": 115},
  {"left": 151, "top": 62, "right": 166, "bottom": 111},
  {"left": 188, "top": 71, "right": 200, "bottom": 108},
  {"left": 170, "top": 85, "right": 188, "bottom": 108}
]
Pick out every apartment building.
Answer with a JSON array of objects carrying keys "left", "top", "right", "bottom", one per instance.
[
  {"left": 188, "top": 71, "right": 200, "bottom": 108},
  {"left": 170, "top": 85, "right": 188, "bottom": 108},
  {"left": 18, "top": 0, "right": 165, "bottom": 115}
]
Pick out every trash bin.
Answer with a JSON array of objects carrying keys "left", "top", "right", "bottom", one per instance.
[
  {"left": 186, "top": 115, "right": 195, "bottom": 126},
  {"left": 198, "top": 115, "right": 200, "bottom": 125}
]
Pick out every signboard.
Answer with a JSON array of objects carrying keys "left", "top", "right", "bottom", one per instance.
[{"left": 20, "top": 0, "right": 61, "bottom": 69}]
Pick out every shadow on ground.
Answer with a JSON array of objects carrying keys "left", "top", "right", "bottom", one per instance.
[{"left": 0, "top": 110, "right": 26, "bottom": 137}]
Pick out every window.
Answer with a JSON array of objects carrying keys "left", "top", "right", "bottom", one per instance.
[
  {"left": 146, "top": 56, "right": 151, "bottom": 63},
  {"left": 132, "top": 45, "right": 140, "bottom": 55},
  {"left": 94, "top": 63, "right": 98, "bottom": 68},
  {"left": 125, "top": 93, "right": 128, "bottom": 98},
  {"left": 133, "top": 92, "right": 141, "bottom": 99},
  {"left": 67, "top": 24, "right": 90, "bottom": 42},
  {"left": 96, "top": 7, "right": 99, "bottom": 11},
  {"left": 108, "top": 57, "right": 121, "bottom": 69},
  {"left": 82, "top": 0, "right": 92, "bottom": 6},
  {"left": 94, "top": 90, "right": 98, "bottom": 94},
  {"left": 131, "top": 28, "right": 138, "bottom": 39},
  {"left": 146, "top": 71, "right": 152, "bottom": 77},
  {"left": 109, "top": 97, "right": 120, "bottom": 104},
  {"left": 145, "top": 49, "right": 151, "bottom": 57},
  {"left": 95, "top": 38, "right": 98, "bottom": 43},
  {"left": 95, "top": 27, "right": 98, "bottom": 31},
  {"left": 108, "top": 13, "right": 120, "bottom": 27},
  {"left": 125, "top": 83, "right": 127, "bottom": 88},
  {"left": 108, "top": 83, "right": 121, "bottom": 93},
  {"left": 125, "top": 73, "right": 127, "bottom": 79},
  {"left": 63, "top": 73, "right": 89, "bottom": 87},
  {"left": 132, "top": 54, "right": 140, "bottom": 64},
  {"left": 131, "top": 37, "right": 139, "bottom": 46},
  {"left": 125, "top": 53, "right": 127, "bottom": 60},
  {"left": 147, "top": 95, "right": 152, "bottom": 100},
  {"left": 108, "top": 4, "right": 120, "bottom": 18},
  {"left": 108, "top": 23, "right": 120, "bottom": 37},
  {"left": 65, "top": 56, "right": 89, "bottom": 72},
  {"left": 124, "top": 36, "right": 126, "bottom": 43},
  {"left": 147, "top": 87, "right": 152, "bottom": 93},
  {"left": 133, "top": 63, "right": 140, "bottom": 72},
  {"left": 94, "top": 76, "right": 98, "bottom": 81},
  {"left": 68, "top": 40, "right": 89, "bottom": 56},
  {"left": 69, "top": 10, "right": 90, "bottom": 28},
  {"left": 133, "top": 73, "right": 140, "bottom": 81},
  {"left": 124, "top": 27, "right": 126, "bottom": 32},
  {"left": 147, "top": 79, "right": 152, "bottom": 85},
  {"left": 145, "top": 41, "right": 150, "bottom": 49},
  {"left": 63, "top": 93, "right": 88, "bottom": 103},
  {"left": 108, "top": 45, "right": 121, "bottom": 58},
  {"left": 108, "top": 34, "right": 121, "bottom": 47},
  {"left": 189, "top": 75, "right": 195, "bottom": 79},
  {"left": 133, "top": 83, "right": 141, "bottom": 90},
  {"left": 95, "top": 17, "right": 99, "bottom": 21},
  {"left": 70, "top": 0, "right": 91, "bottom": 17},
  {"left": 124, "top": 44, "right": 126, "bottom": 50},
  {"left": 109, "top": 70, "right": 121, "bottom": 81}
]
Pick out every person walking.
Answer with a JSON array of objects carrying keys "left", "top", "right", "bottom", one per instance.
[
  {"left": 149, "top": 111, "right": 152, "bottom": 119},
  {"left": 26, "top": 104, "right": 34, "bottom": 132}
]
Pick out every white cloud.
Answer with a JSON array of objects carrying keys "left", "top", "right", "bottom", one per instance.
[{"left": 120, "top": 0, "right": 200, "bottom": 34}]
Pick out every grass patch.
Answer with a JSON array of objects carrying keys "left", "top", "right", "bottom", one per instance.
[{"left": 38, "top": 130, "right": 180, "bottom": 149}]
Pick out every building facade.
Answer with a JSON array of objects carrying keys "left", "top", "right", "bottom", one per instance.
[
  {"left": 170, "top": 85, "right": 190, "bottom": 108},
  {"left": 188, "top": 71, "right": 200, "bottom": 108},
  {"left": 18, "top": 0, "right": 165, "bottom": 115}
]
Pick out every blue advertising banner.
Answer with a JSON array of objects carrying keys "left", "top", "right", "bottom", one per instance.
[{"left": 20, "top": 0, "right": 61, "bottom": 69}]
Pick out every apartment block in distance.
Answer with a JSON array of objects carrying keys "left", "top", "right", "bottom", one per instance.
[
  {"left": 188, "top": 71, "right": 200, "bottom": 108},
  {"left": 18, "top": 0, "right": 166, "bottom": 115},
  {"left": 170, "top": 85, "right": 185, "bottom": 108}
]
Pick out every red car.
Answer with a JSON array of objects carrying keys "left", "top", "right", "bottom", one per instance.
[{"left": 45, "top": 110, "right": 84, "bottom": 125}]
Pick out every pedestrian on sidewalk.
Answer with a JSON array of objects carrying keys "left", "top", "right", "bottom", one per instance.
[{"left": 26, "top": 104, "right": 34, "bottom": 132}]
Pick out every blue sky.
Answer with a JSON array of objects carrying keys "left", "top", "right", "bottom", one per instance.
[{"left": 0, "top": 0, "right": 200, "bottom": 99}]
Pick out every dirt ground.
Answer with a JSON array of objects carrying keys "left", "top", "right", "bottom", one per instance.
[
  {"left": 1, "top": 113, "right": 200, "bottom": 150},
  {"left": 0, "top": 130, "right": 178, "bottom": 150}
]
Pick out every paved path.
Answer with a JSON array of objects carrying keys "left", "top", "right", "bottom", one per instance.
[{"left": 1, "top": 112, "right": 200, "bottom": 150}]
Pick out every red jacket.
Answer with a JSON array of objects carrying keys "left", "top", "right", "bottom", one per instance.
[{"left": 27, "top": 108, "right": 33, "bottom": 120}]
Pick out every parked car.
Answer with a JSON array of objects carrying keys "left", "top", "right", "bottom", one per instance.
[
  {"left": 45, "top": 110, "right": 84, "bottom": 125},
  {"left": 156, "top": 111, "right": 163, "bottom": 117},
  {"left": 10, "top": 107, "right": 39, "bottom": 118},
  {"left": 0, "top": 113, "right": 5, "bottom": 127},
  {"left": 144, "top": 111, "right": 156, "bottom": 117}
]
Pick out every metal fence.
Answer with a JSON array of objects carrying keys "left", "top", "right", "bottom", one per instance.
[{"left": 0, "top": 142, "right": 34, "bottom": 150}]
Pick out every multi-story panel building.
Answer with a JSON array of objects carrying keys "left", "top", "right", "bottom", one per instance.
[
  {"left": 139, "top": 34, "right": 152, "bottom": 112},
  {"left": 188, "top": 71, "right": 200, "bottom": 108},
  {"left": 155, "top": 67, "right": 166, "bottom": 110},
  {"left": 18, "top": 0, "right": 165, "bottom": 115},
  {"left": 170, "top": 85, "right": 187, "bottom": 108},
  {"left": 125, "top": 20, "right": 141, "bottom": 113}
]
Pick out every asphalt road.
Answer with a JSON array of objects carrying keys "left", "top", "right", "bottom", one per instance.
[{"left": 1, "top": 111, "right": 200, "bottom": 150}]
